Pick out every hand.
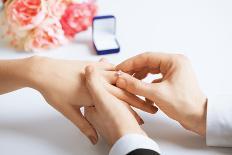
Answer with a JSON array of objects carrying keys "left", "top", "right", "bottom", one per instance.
[
  {"left": 84, "top": 66, "right": 147, "bottom": 146},
  {"left": 116, "top": 52, "right": 207, "bottom": 136},
  {"left": 27, "top": 56, "right": 155, "bottom": 144}
]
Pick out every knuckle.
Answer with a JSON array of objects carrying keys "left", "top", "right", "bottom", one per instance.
[
  {"left": 86, "top": 65, "right": 94, "bottom": 73},
  {"left": 172, "top": 54, "right": 190, "bottom": 65}
]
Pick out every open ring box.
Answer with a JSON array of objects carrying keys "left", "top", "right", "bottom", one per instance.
[{"left": 92, "top": 15, "right": 120, "bottom": 55}]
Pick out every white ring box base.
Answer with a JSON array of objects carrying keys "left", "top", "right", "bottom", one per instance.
[{"left": 92, "top": 15, "right": 120, "bottom": 55}]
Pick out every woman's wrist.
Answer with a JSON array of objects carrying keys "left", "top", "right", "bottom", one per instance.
[
  {"left": 0, "top": 57, "right": 39, "bottom": 94},
  {"left": 23, "top": 56, "right": 49, "bottom": 91}
]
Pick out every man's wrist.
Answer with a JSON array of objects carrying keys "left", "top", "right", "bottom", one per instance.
[
  {"left": 181, "top": 96, "right": 207, "bottom": 136},
  {"left": 194, "top": 98, "right": 207, "bottom": 136}
]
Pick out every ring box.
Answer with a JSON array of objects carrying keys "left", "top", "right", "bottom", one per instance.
[{"left": 92, "top": 15, "right": 120, "bottom": 55}]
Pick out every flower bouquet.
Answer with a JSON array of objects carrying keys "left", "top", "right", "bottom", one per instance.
[{"left": 0, "top": 0, "right": 97, "bottom": 52}]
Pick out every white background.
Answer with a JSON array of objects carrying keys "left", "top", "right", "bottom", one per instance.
[{"left": 0, "top": 0, "right": 232, "bottom": 154}]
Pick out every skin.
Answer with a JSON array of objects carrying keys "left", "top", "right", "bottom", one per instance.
[
  {"left": 116, "top": 52, "right": 207, "bottom": 136},
  {"left": 84, "top": 66, "right": 147, "bottom": 146},
  {"left": 0, "top": 52, "right": 206, "bottom": 148},
  {"left": 0, "top": 56, "right": 156, "bottom": 144}
]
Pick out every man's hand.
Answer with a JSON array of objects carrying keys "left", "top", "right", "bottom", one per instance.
[
  {"left": 116, "top": 52, "right": 207, "bottom": 136},
  {"left": 84, "top": 66, "right": 147, "bottom": 146}
]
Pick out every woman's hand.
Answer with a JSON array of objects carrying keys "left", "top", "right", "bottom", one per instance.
[
  {"left": 84, "top": 66, "right": 147, "bottom": 146},
  {"left": 27, "top": 57, "right": 114, "bottom": 144},
  {"left": 0, "top": 56, "right": 156, "bottom": 144},
  {"left": 116, "top": 52, "right": 207, "bottom": 136},
  {"left": 27, "top": 56, "right": 156, "bottom": 144}
]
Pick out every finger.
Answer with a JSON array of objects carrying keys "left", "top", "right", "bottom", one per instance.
[
  {"left": 144, "top": 98, "right": 159, "bottom": 113},
  {"left": 121, "top": 100, "right": 145, "bottom": 125},
  {"left": 152, "top": 78, "right": 163, "bottom": 83},
  {"left": 84, "top": 106, "right": 98, "bottom": 124},
  {"left": 145, "top": 78, "right": 159, "bottom": 107},
  {"left": 145, "top": 98, "right": 154, "bottom": 105},
  {"left": 101, "top": 71, "right": 118, "bottom": 85},
  {"left": 128, "top": 71, "right": 135, "bottom": 75},
  {"left": 116, "top": 52, "right": 170, "bottom": 74},
  {"left": 105, "top": 83, "right": 158, "bottom": 114},
  {"left": 85, "top": 67, "right": 146, "bottom": 125},
  {"left": 96, "top": 70, "right": 158, "bottom": 113},
  {"left": 133, "top": 67, "right": 150, "bottom": 80},
  {"left": 143, "top": 78, "right": 164, "bottom": 106},
  {"left": 85, "top": 65, "right": 114, "bottom": 109},
  {"left": 116, "top": 71, "right": 161, "bottom": 102},
  {"left": 60, "top": 105, "right": 98, "bottom": 145},
  {"left": 101, "top": 70, "right": 136, "bottom": 86},
  {"left": 127, "top": 104, "right": 145, "bottom": 125},
  {"left": 133, "top": 67, "right": 161, "bottom": 80}
]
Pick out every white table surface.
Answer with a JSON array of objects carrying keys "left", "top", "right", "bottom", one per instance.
[{"left": 1, "top": 0, "right": 232, "bottom": 155}]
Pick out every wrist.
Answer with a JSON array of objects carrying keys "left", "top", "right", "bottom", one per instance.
[
  {"left": 10, "top": 57, "right": 37, "bottom": 88},
  {"left": 24, "top": 56, "right": 48, "bottom": 91},
  {"left": 193, "top": 97, "right": 207, "bottom": 136},
  {"left": 181, "top": 95, "right": 207, "bottom": 136},
  {"left": 0, "top": 57, "right": 35, "bottom": 94}
]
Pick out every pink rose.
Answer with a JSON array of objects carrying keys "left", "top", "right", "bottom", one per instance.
[
  {"left": 46, "top": 0, "right": 68, "bottom": 19},
  {"left": 6, "top": 0, "right": 47, "bottom": 30},
  {"left": 0, "top": 11, "right": 29, "bottom": 50},
  {"left": 60, "top": 1, "right": 97, "bottom": 38},
  {"left": 1, "top": 0, "right": 98, "bottom": 51},
  {"left": 24, "top": 16, "right": 68, "bottom": 51}
]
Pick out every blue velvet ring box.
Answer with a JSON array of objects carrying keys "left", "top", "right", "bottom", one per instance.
[{"left": 92, "top": 15, "right": 120, "bottom": 55}]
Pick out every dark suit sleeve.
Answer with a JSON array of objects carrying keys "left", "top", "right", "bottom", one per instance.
[{"left": 127, "top": 149, "right": 160, "bottom": 155}]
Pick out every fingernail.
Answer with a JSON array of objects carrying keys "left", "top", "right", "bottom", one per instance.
[
  {"left": 89, "top": 136, "right": 97, "bottom": 145},
  {"left": 140, "top": 118, "right": 144, "bottom": 125},
  {"left": 150, "top": 106, "right": 159, "bottom": 114},
  {"left": 140, "top": 118, "right": 144, "bottom": 124}
]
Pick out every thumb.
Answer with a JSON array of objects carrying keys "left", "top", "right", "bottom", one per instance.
[{"left": 116, "top": 71, "right": 160, "bottom": 102}]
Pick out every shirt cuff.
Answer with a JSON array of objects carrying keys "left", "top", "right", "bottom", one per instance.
[
  {"left": 206, "top": 93, "right": 232, "bottom": 147},
  {"left": 109, "top": 134, "right": 161, "bottom": 155}
]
